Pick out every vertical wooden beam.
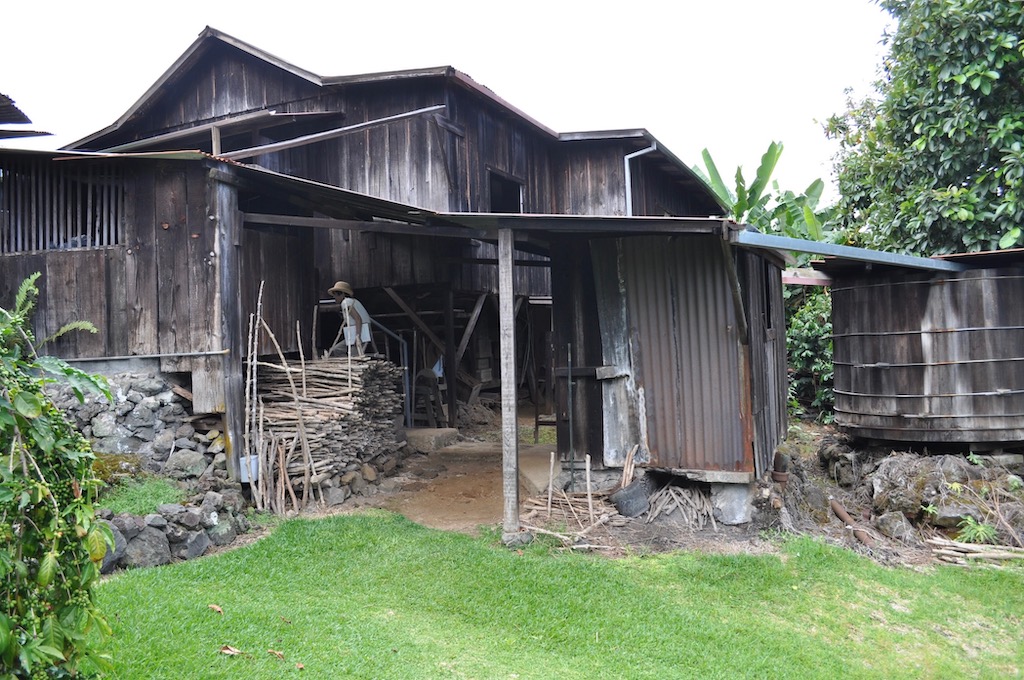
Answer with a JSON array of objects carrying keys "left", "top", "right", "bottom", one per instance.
[
  {"left": 498, "top": 228, "right": 520, "bottom": 539},
  {"left": 444, "top": 284, "right": 457, "bottom": 428}
]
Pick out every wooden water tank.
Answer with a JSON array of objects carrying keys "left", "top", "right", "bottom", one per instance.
[{"left": 829, "top": 260, "right": 1024, "bottom": 445}]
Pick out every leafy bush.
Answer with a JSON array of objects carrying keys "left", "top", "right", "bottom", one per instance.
[
  {"left": 1, "top": 274, "right": 113, "bottom": 677},
  {"left": 100, "top": 477, "right": 186, "bottom": 516},
  {"left": 786, "top": 289, "right": 834, "bottom": 420}
]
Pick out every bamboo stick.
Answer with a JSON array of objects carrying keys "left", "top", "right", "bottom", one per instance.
[{"left": 547, "top": 451, "right": 555, "bottom": 520}]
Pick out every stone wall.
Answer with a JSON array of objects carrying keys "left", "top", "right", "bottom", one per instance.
[
  {"left": 97, "top": 489, "right": 249, "bottom": 573},
  {"left": 49, "top": 371, "right": 407, "bottom": 569},
  {"left": 48, "top": 372, "right": 223, "bottom": 476}
]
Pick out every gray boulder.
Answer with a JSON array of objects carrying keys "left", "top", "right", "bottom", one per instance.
[
  {"left": 165, "top": 523, "right": 187, "bottom": 543},
  {"left": 875, "top": 511, "right": 916, "bottom": 542},
  {"left": 99, "top": 520, "right": 128, "bottom": 574},
  {"left": 123, "top": 527, "right": 171, "bottom": 568},
  {"left": 144, "top": 513, "right": 168, "bottom": 529},
  {"left": 172, "top": 530, "right": 211, "bottom": 560},
  {"left": 158, "top": 503, "right": 187, "bottom": 519},
  {"left": 164, "top": 450, "right": 208, "bottom": 479},
  {"left": 207, "top": 517, "right": 237, "bottom": 546},
  {"left": 179, "top": 508, "right": 202, "bottom": 529},
  {"left": 110, "top": 514, "right": 142, "bottom": 541},
  {"left": 324, "top": 486, "right": 350, "bottom": 507}
]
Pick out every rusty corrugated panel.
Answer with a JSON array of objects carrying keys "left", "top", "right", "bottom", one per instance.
[{"left": 621, "top": 235, "right": 749, "bottom": 471}]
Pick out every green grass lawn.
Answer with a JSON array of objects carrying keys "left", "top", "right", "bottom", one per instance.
[{"left": 93, "top": 511, "right": 1023, "bottom": 679}]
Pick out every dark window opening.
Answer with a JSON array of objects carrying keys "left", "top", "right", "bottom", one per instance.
[{"left": 488, "top": 172, "right": 522, "bottom": 213}]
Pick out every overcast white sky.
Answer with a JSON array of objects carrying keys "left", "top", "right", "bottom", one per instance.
[{"left": 3, "top": 0, "right": 892, "bottom": 204}]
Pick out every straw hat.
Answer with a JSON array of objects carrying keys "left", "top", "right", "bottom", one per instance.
[{"left": 328, "top": 281, "right": 353, "bottom": 297}]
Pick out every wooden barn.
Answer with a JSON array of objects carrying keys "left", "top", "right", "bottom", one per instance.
[
  {"left": 815, "top": 250, "right": 1024, "bottom": 448},
  {"left": 1, "top": 26, "right": 808, "bottom": 523}
]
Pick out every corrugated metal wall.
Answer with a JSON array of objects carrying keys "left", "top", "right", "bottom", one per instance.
[{"left": 618, "top": 235, "right": 751, "bottom": 472}]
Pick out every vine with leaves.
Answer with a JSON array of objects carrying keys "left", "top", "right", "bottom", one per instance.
[{"left": 1, "top": 273, "right": 113, "bottom": 678}]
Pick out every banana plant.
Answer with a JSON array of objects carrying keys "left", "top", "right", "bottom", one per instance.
[{"left": 691, "top": 141, "right": 833, "bottom": 243}]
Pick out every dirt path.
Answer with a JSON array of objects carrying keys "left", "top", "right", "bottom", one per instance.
[{"left": 341, "top": 418, "right": 949, "bottom": 565}]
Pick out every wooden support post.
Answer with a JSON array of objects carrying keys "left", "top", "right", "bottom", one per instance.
[
  {"left": 444, "top": 285, "right": 457, "bottom": 428},
  {"left": 498, "top": 228, "right": 520, "bottom": 539}
]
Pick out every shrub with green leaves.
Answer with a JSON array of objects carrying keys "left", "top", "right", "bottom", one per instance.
[
  {"left": 1, "top": 274, "right": 113, "bottom": 677},
  {"left": 786, "top": 289, "right": 834, "bottom": 420}
]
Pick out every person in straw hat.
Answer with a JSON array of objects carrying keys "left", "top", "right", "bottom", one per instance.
[{"left": 327, "top": 281, "right": 374, "bottom": 356}]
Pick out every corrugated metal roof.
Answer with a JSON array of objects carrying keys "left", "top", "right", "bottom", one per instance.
[
  {"left": 0, "top": 93, "right": 50, "bottom": 140},
  {"left": 0, "top": 94, "right": 31, "bottom": 124}
]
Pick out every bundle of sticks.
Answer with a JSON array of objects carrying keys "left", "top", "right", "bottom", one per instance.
[
  {"left": 243, "top": 286, "right": 404, "bottom": 514},
  {"left": 926, "top": 536, "right": 1024, "bottom": 567},
  {"left": 258, "top": 357, "right": 401, "bottom": 457},
  {"left": 645, "top": 483, "right": 717, "bottom": 531}
]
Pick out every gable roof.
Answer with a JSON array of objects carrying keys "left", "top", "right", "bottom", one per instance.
[
  {"left": 67, "top": 27, "right": 322, "bottom": 150},
  {"left": 0, "top": 93, "right": 50, "bottom": 140},
  {"left": 64, "top": 27, "right": 725, "bottom": 213}
]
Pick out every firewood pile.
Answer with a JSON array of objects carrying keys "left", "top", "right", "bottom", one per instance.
[
  {"left": 926, "top": 536, "right": 1024, "bottom": 567},
  {"left": 645, "top": 483, "right": 717, "bottom": 530},
  {"left": 248, "top": 356, "right": 404, "bottom": 514}
]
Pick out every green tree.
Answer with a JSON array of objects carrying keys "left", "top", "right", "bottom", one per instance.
[
  {"left": 1, "top": 274, "right": 113, "bottom": 678},
  {"left": 828, "top": 0, "right": 1024, "bottom": 255}
]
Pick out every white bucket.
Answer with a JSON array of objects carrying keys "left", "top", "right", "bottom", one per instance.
[{"left": 239, "top": 455, "right": 259, "bottom": 483}]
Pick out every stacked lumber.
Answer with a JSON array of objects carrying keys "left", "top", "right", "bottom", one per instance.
[
  {"left": 250, "top": 356, "right": 404, "bottom": 514},
  {"left": 926, "top": 536, "right": 1024, "bottom": 567},
  {"left": 645, "top": 484, "right": 717, "bottom": 531}
]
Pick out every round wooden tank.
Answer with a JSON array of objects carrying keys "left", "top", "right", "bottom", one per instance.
[{"left": 831, "top": 266, "right": 1024, "bottom": 445}]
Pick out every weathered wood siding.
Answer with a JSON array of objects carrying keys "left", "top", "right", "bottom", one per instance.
[
  {"left": 549, "top": 235, "right": 605, "bottom": 463},
  {"left": 630, "top": 156, "right": 712, "bottom": 217},
  {"left": 103, "top": 44, "right": 330, "bottom": 144},
  {"left": 239, "top": 224, "right": 317, "bottom": 357},
  {"left": 554, "top": 143, "right": 627, "bottom": 216},
  {"left": 0, "top": 160, "right": 220, "bottom": 365},
  {"left": 741, "top": 251, "right": 787, "bottom": 476},
  {"left": 832, "top": 268, "right": 1024, "bottom": 444}
]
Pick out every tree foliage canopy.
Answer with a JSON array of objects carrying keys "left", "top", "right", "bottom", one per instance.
[{"left": 828, "top": 0, "right": 1024, "bottom": 255}]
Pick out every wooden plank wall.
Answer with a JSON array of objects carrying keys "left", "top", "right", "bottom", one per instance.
[
  {"left": 238, "top": 225, "right": 316, "bottom": 357},
  {"left": 742, "top": 252, "right": 787, "bottom": 476},
  {"left": 554, "top": 143, "right": 628, "bottom": 216},
  {"left": 122, "top": 44, "right": 328, "bottom": 139},
  {"left": 629, "top": 157, "right": 707, "bottom": 217},
  {"left": 0, "top": 161, "right": 222, "bottom": 369},
  {"left": 549, "top": 235, "right": 605, "bottom": 464},
  {"left": 833, "top": 267, "right": 1024, "bottom": 442}
]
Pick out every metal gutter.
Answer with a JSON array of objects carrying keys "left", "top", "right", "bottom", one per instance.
[
  {"left": 733, "top": 230, "right": 969, "bottom": 272},
  {"left": 624, "top": 142, "right": 657, "bottom": 216}
]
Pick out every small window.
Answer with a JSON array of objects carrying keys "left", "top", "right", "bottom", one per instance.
[{"left": 488, "top": 171, "right": 523, "bottom": 213}]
